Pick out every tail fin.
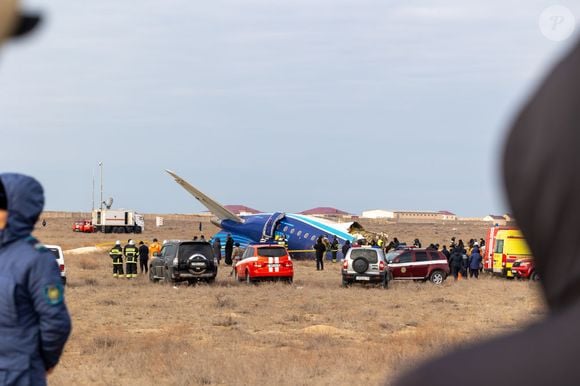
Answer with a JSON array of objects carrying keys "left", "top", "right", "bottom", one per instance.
[{"left": 165, "top": 170, "right": 243, "bottom": 223}]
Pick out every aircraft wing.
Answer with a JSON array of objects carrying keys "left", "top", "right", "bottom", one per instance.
[{"left": 165, "top": 170, "right": 244, "bottom": 223}]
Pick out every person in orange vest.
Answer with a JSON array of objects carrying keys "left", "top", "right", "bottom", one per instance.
[{"left": 149, "top": 238, "right": 161, "bottom": 257}]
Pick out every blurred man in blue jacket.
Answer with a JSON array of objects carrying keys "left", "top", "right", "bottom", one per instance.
[
  {"left": 0, "top": 173, "right": 72, "bottom": 385},
  {"left": 0, "top": 2, "right": 70, "bottom": 385}
]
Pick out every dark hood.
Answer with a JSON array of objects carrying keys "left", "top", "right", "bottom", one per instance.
[
  {"left": 0, "top": 173, "right": 44, "bottom": 246},
  {"left": 503, "top": 40, "right": 580, "bottom": 311}
]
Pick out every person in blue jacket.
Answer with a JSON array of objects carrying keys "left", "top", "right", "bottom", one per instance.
[
  {"left": 469, "top": 243, "right": 483, "bottom": 279},
  {"left": 0, "top": 173, "right": 72, "bottom": 385}
]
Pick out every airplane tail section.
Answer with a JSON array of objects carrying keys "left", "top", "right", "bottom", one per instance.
[{"left": 165, "top": 170, "right": 244, "bottom": 224}]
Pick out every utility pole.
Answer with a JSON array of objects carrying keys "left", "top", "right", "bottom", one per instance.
[
  {"left": 99, "top": 161, "right": 103, "bottom": 211},
  {"left": 92, "top": 168, "right": 95, "bottom": 211}
]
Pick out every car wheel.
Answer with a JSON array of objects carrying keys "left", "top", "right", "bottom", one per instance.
[
  {"left": 530, "top": 271, "right": 540, "bottom": 281},
  {"left": 430, "top": 270, "right": 445, "bottom": 284},
  {"left": 245, "top": 271, "right": 252, "bottom": 284},
  {"left": 341, "top": 275, "right": 349, "bottom": 287},
  {"left": 207, "top": 278, "right": 215, "bottom": 284},
  {"left": 61, "top": 277, "right": 67, "bottom": 286},
  {"left": 352, "top": 257, "right": 369, "bottom": 274}
]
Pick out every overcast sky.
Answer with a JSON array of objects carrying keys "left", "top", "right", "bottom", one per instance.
[{"left": 1, "top": 0, "right": 578, "bottom": 216}]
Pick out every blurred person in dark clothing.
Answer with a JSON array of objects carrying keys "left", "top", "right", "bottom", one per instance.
[
  {"left": 314, "top": 236, "right": 326, "bottom": 271},
  {"left": 448, "top": 247, "right": 463, "bottom": 280},
  {"left": 468, "top": 243, "right": 482, "bottom": 279},
  {"left": 441, "top": 245, "right": 451, "bottom": 263},
  {"left": 138, "top": 241, "right": 149, "bottom": 274},
  {"left": 224, "top": 233, "right": 234, "bottom": 265},
  {"left": 212, "top": 237, "right": 221, "bottom": 265},
  {"left": 0, "top": 8, "right": 72, "bottom": 385},
  {"left": 0, "top": 173, "right": 71, "bottom": 384},
  {"left": 330, "top": 236, "right": 340, "bottom": 262},
  {"left": 449, "top": 236, "right": 456, "bottom": 249},
  {"left": 341, "top": 239, "right": 351, "bottom": 259},
  {"left": 393, "top": 37, "right": 580, "bottom": 386}
]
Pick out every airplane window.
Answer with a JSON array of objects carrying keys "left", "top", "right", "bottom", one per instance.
[
  {"left": 304, "top": 233, "right": 309, "bottom": 239},
  {"left": 290, "top": 229, "right": 295, "bottom": 234},
  {"left": 311, "top": 236, "right": 316, "bottom": 241},
  {"left": 297, "top": 231, "right": 302, "bottom": 237},
  {"left": 283, "top": 226, "right": 289, "bottom": 232}
]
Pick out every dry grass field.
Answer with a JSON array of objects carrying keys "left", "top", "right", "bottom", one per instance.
[{"left": 33, "top": 217, "right": 545, "bottom": 386}]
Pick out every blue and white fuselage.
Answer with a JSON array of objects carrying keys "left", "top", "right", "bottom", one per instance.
[
  {"left": 165, "top": 170, "right": 360, "bottom": 259},
  {"left": 214, "top": 213, "right": 357, "bottom": 259}
]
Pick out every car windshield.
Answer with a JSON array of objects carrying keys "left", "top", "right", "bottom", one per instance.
[
  {"left": 178, "top": 243, "right": 214, "bottom": 258},
  {"left": 48, "top": 248, "right": 60, "bottom": 260},
  {"left": 385, "top": 251, "right": 402, "bottom": 263},
  {"left": 257, "top": 247, "right": 286, "bottom": 257},
  {"left": 350, "top": 249, "right": 379, "bottom": 263}
]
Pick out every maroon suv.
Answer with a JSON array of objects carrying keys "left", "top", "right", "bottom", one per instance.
[{"left": 385, "top": 248, "right": 450, "bottom": 284}]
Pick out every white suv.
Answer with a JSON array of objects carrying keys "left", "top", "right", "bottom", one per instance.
[
  {"left": 45, "top": 245, "right": 67, "bottom": 285},
  {"left": 341, "top": 247, "right": 389, "bottom": 288}
]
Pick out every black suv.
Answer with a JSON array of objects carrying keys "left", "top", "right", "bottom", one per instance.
[{"left": 149, "top": 240, "right": 217, "bottom": 284}]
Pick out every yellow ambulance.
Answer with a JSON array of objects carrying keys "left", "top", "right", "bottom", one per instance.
[{"left": 492, "top": 229, "right": 532, "bottom": 277}]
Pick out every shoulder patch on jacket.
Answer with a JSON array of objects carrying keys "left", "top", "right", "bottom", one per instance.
[{"left": 44, "top": 283, "right": 64, "bottom": 305}]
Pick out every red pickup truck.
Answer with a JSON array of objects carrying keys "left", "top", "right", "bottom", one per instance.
[{"left": 73, "top": 220, "right": 95, "bottom": 233}]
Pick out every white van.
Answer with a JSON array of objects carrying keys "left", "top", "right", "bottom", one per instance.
[{"left": 45, "top": 245, "right": 67, "bottom": 285}]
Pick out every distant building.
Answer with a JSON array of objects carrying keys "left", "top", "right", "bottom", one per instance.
[
  {"left": 503, "top": 213, "right": 515, "bottom": 222},
  {"left": 224, "top": 205, "right": 262, "bottom": 216},
  {"left": 299, "top": 207, "right": 354, "bottom": 221},
  {"left": 361, "top": 209, "right": 395, "bottom": 219},
  {"left": 437, "top": 210, "right": 457, "bottom": 221},
  {"left": 483, "top": 214, "right": 508, "bottom": 226},
  {"left": 392, "top": 210, "right": 457, "bottom": 222}
]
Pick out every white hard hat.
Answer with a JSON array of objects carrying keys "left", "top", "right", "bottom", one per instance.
[
  {"left": 116, "top": 240, "right": 121, "bottom": 245},
  {"left": 129, "top": 240, "right": 135, "bottom": 245}
]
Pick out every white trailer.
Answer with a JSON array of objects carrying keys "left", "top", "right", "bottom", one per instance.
[{"left": 92, "top": 209, "right": 144, "bottom": 234}]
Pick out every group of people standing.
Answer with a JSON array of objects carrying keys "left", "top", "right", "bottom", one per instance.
[
  {"left": 441, "top": 238, "right": 485, "bottom": 280},
  {"left": 313, "top": 235, "right": 348, "bottom": 270},
  {"left": 109, "top": 234, "right": 485, "bottom": 280},
  {"left": 209, "top": 234, "right": 242, "bottom": 266},
  {"left": 310, "top": 234, "right": 486, "bottom": 280},
  {"left": 109, "top": 235, "right": 247, "bottom": 279},
  {"left": 109, "top": 238, "right": 161, "bottom": 278}
]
